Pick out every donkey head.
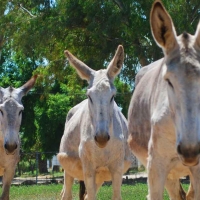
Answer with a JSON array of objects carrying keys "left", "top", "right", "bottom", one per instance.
[
  {"left": 151, "top": 1, "right": 200, "bottom": 166},
  {"left": 0, "top": 75, "right": 37, "bottom": 155},
  {"left": 65, "top": 46, "right": 124, "bottom": 148}
]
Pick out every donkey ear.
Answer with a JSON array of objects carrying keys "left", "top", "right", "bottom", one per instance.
[
  {"left": 64, "top": 50, "right": 94, "bottom": 81},
  {"left": 0, "top": 87, "right": 3, "bottom": 103},
  {"left": 150, "top": 1, "right": 178, "bottom": 54},
  {"left": 107, "top": 45, "right": 124, "bottom": 79},
  {"left": 20, "top": 75, "right": 38, "bottom": 96},
  {"left": 194, "top": 21, "right": 200, "bottom": 49}
]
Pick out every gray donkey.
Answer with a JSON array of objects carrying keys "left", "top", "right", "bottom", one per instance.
[
  {"left": 58, "top": 45, "right": 131, "bottom": 200},
  {"left": 0, "top": 75, "right": 37, "bottom": 200}
]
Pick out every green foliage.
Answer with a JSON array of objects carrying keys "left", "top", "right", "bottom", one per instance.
[
  {"left": 0, "top": 0, "right": 200, "bottom": 154},
  {"left": 114, "top": 78, "right": 132, "bottom": 117},
  {"left": 34, "top": 93, "right": 71, "bottom": 152}
]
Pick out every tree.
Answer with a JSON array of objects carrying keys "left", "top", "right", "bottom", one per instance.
[{"left": 0, "top": 0, "right": 199, "bottom": 157}]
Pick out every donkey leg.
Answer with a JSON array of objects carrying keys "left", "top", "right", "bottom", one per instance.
[
  {"left": 187, "top": 167, "right": 200, "bottom": 200},
  {"left": 147, "top": 149, "right": 168, "bottom": 200},
  {"left": 82, "top": 162, "right": 96, "bottom": 200},
  {"left": 83, "top": 175, "right": 96, "bottom": 200},
  {"left": 61, "top": 171, "right": 74, "bottom": 200},
  {"left": 84, "top": 181, "right": 103, "bottom": 200},
  {"left": 79, "top": 181, "right": 86, "bottom": 200},
  {"left": 165, "top": 178, "right": 186, "bottom": 200},
  {"left": 186, "top": 182, "right": 194, "bottom": 200},
  {"left": 109, "top": 162, "right": 123, "bottom": 200},
  {"left": 0, "top": 166, "right": 16, "bottom": 200}
]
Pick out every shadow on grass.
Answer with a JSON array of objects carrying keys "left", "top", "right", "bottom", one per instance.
[{"left": 103, "top": 177, "right": 147, "bottom": 186}]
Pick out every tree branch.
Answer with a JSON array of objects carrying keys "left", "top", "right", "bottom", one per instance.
[
  {"left": 19, "top": 4, "right": 36, "bottom": 18},
  {"left": 190, "top": 5, "right": 200, "bottom": 25},
  {"left": 112, "top": 0, "right": 126, "bottom": 12}
]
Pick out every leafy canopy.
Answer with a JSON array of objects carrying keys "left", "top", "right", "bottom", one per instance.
[{"left": 0, "top": 0, "right": 199, "bottom": 153}]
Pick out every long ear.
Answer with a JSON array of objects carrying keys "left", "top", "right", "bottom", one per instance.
[
  {"left": 20, "top": 75, "right": 38, "bottom": 96},
  {"left": 150, "top": 0, "right": 178, "bottom": 54},
  {"left": 0, "top": 87, "right": 3, "bottom": 103},
  {"left": 194, "top": 22, "right": 200, "bottom": 49},
  {"left": 64, "top": 50, "right": 94, "bottom": 81},
  {"left": 107, "top": 45, "right": 124, "bottom": 79}
]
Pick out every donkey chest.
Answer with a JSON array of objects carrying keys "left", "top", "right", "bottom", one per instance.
[
  {"left": 80, "top": 140, "right": 124, "bottom": 166},
  {"left": 152, "top": 127, "right": 177, "bottom": 158},
  {"left": 93, "top": 151, "right": 113, "bottom": 165}
]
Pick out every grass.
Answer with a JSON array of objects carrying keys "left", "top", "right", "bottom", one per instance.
[{"left": 0, "top": 182, "right": 190, "bottom": 200}]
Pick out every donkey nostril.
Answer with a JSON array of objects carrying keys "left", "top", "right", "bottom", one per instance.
[
  {"left": 4, "top": 143, "right": 18, "bottom": 153},
  {"left": 107, "top": 135, "right": 110, "bottom": 141},
  {"left": 4, "top": 143, "right": 8, "bottom": 150},
  {"left": 177, "top": 144, "right": 182, "bottom": 155}
]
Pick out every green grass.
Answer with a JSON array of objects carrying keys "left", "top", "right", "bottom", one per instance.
[{"left": 0, "top": 183, "right": 189, "bottom": 200}]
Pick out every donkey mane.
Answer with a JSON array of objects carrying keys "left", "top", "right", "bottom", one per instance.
[
  {"left": 8, "top": 86, "right": 14, "bottom": 93},
  {"left": 95, "top": 79, "right": 111, "bottom": 91},
  {"left": 90, "top": 70, "right": 115, "bottom": 91},
  {"left": 182, "top": 32, "right": 189, "bottom": 48}
]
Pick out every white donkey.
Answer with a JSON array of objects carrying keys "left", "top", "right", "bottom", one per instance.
[
  {"left": 128, "top": 1, "right": 200, "bottom": 200},
  {"left": 0, "top": 75, "right": 37, "bottom": 200},
  {"left": 58, "top": 45, "right": 131, "bottom": 200}
]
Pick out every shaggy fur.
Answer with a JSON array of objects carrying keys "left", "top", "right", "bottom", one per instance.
[
  {"left": 128, "top": 1, "right": 200, "bottom": 200},
  {"left": 58, "top": 46, "right": 131, "bottom": 200},
  {"left": 0, "top": 75, "right": 37, "bottom": 200}
]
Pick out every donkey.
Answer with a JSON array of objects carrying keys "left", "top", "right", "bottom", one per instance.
[
  {"left": 58, "top": 45, "right": 131, "bottom": 200},
  {"left": 128, "top": 1, "right": 200, "bottom": 200},
  {"left": 0, "top": 75, "right": 37, "bottom": 200}
]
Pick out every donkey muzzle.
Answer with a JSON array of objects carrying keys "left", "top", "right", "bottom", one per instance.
[
  {"left": 4, "top": 142, "right": 18, "bottom": 155},
  {"left": 177, "top": 143, "right": 200, "bottom": 166},
  {"left": 94, "top": 132, "right": 110, "bottom": 148}
]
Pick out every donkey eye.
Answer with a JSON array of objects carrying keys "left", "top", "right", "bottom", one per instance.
[
  {"left": 0, "top": 110, "right": 3, "bottom": 116},
  {"left": 88, "top": 96, "right": 93, "bottom": 104},
  {"left": 166, "top": 79, "right": 174, "bottom": 89},
  {"left": 19, "top": 110, "right": 22, "bottom": 116},
  {"left": 110, "top": 95, "right": 115, "bottom": 103}
]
